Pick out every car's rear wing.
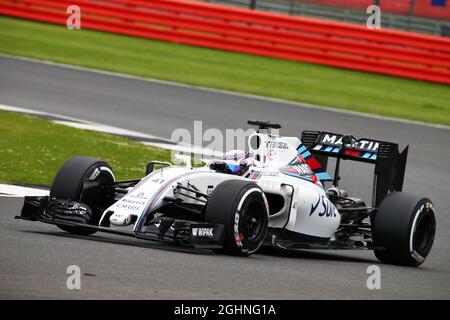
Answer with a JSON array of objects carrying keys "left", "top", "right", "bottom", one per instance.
[{"left": 301, "top": 131, "right": 408, "bottom": 207}]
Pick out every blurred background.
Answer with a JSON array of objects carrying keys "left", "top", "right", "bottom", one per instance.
[{"left": 206, "top": 0, "right": 450, "bottom": 36}]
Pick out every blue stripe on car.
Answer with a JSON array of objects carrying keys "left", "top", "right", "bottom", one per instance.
[
  {"left": 316, "top": 172, "right": 333, "bottom": 181},
  {"left": 297, "top": 145, "right": 307, "bottom": 153},
  {"left": 301, "top": 150, "right": 311, "bottom": 158}
]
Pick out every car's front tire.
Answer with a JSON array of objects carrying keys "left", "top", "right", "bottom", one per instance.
[
  {"left": 50, "top": 156, "right": 115, "bottom": 235},
  {"left": 372, "top": 192, "right": 436, "bottom": 267},
  {"left": 204, "top": 180, "right": 269, "bottom": 256}
]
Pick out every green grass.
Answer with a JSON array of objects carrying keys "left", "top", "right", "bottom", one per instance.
[
  {"left": 0, "top": 16, "right": 449, "bottom": 125},
  {"left": 0, "top": 110, "right": 172, "bottom": 187}
]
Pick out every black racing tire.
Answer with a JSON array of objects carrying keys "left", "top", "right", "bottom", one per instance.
[
  {"left": 373, "top": 192, "right": 436, "bottom": 267},
  {"left": 50, "top": 157, "right": 115, "bottom": 235},
  {"left": 204, "top": 180, "right": 269, "bottom": 256}
]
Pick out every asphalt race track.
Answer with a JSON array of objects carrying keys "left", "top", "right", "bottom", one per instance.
[{"left": 1, "top": 55, "right": 449, "bottom": 299}]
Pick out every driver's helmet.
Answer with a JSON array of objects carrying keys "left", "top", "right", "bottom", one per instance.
[{"left": 210, "top": 150, "right": 252, "bottom": 176}]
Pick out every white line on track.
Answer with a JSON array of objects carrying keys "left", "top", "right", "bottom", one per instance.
[
  {"left": 0, "top": 184, "right": 49, "bottom": 197},
  {"left": 0, "top": 103, "right": 223, "bottom": 158},
  {"left": 0, "top": 103, "right": 223, "bottom": 196},
  {"left": 0, "top": 104, "right": 223, "bottom": 157},
  {"left": 0, "top": 103, "right": 171, "bottom": 143},
  {"left": 1, "top": 53, "right": 449, "bottom": 131}
]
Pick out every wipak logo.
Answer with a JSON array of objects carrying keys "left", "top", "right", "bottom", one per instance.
[{"left": 192, "top": 227, "right": 214, "bottom": 238}]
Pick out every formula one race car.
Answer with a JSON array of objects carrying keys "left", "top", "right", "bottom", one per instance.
[{"left": 18, "top": 120, "right": 436, "bottom": 267}]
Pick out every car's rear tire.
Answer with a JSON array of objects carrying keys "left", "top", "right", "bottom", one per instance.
[
  {"left": 50, "top": 157, "right": 115, "bottom": 235},
  {"left": 372, "top": 192, "right": 436, "bottom": 267},
  {"left": 204, "top": 180, "right": 269, "bottom": 256}
]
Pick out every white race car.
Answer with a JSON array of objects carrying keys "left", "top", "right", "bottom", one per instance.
[{"left": 19, "top": 120, "right": 436, "bottom": 267}]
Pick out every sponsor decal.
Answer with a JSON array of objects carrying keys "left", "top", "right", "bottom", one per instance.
[
  {"left": 265, "top": 140, "right": 289, "bottom": 149},
  {"left": 89, "top": 168, "right": 101, "bottom": 180},
  {"left": 110, "top": 213, "right": 132, "bottom": 226},
  {"left": 250, "top": 171, "right": 278, "bottom": 179},
  {"left": 88, "top": 166, "right": 115, "bottom": 181},
  {"left": 64, "top": 202, "right": 88, "bottom": 216},
  {"left": 234, "top": 210, "right": 242, "bottom": 247},
  {"left": 309, "top": 194, "right": 337, "bottom": 218},
  {"left": 191, "top": 227, "right": 214, "bottom": 238},
  {"left": 320, "top": 133, "right": 379, "bottom": 152},
  {"left": 266, "top": 140, "right": 289, "bottom": 150},
  {"left": 121, "top": 198, "right": 146, "bottom": 206},
  {"left": 207, "top": 185, "right": 214, "bottom": 196},
  {"left": 116, "top": 198, "right": 146, "bottom": 211},
  {"left": 130, "top": 192, "right": 148, "bottom": 200},
  {"left": 116, "top": 204, "right": 140, "bottom": 211}
]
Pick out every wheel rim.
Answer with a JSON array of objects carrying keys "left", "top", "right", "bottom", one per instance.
[
  {"left": 242, "top": 202, "right": 265, "bottom": 241},
  {"left": 413, "top": 212, "right": 435, "bottom": 257}
]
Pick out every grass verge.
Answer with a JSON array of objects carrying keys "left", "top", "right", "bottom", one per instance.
[
  {"left": 0, "top": 16, "right": 449, "bottom": 126},
  {"left": 0, "top": 110, "right": 172, "bottom": 187}
]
